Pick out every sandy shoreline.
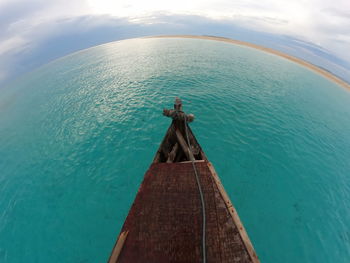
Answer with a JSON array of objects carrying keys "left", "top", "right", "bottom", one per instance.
[{"left": 145, "top": 35, "right": 350, "bottom": 91}]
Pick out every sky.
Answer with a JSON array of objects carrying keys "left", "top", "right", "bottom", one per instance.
[{"left": 0, "top": 0, "right": 350, "bottom": 86}]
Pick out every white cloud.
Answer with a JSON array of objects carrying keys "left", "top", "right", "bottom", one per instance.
[
  {"left": 83, "top": 0, "right": 350, "bottom": 61},
  {"left": 0, "top": 36, "right": 29, "bottom": 55},
  {"left": 1, "top": 0, "right": 349, "bottom": 55}
]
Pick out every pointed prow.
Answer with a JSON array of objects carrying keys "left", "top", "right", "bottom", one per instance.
[
  {"left": 153, "top": 97, "right": 206, "bottom": 163},
  {"left": 162, "top": 97, "right": 195, "bottom": 122}
]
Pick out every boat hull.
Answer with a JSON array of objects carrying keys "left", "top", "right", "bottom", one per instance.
[{"left": 109, "top": 161, "right": 258, "bottom": 262}]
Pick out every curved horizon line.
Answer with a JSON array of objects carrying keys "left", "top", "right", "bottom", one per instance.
[{"left": 145, "top": 35, "right": 350, "bottom": 91}]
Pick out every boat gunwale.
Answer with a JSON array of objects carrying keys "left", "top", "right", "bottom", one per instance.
[{"left": 207, "top": 161, "right": 260, "bottom": 263}]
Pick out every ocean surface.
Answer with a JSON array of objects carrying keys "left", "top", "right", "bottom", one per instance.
[{"left": 1, "top": 38, "right": 350, "bottom": 262}]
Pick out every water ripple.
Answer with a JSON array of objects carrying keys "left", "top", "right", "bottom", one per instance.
[{"left": 1, "top": 38, "right": 350, "bottom": 263}]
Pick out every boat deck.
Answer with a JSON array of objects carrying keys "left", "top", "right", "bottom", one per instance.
[{"left": 109, "top": 161, "right": 258, "bottom": 262}]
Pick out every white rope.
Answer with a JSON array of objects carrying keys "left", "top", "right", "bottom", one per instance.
[{"left": 184, "top": 115, "right": 207, "bottom": 263}]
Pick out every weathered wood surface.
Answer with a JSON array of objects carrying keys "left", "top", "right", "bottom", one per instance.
[
  {"left": 109, "top": 231, "right": 129, "bottom": 263},
  {"left": 166, "top": 142, "right": 179, "bottom": 163},
  {"left": 175, "top": 128, "right": 194, "bottom": 161},
  {"left": 153, "top": 122, "right": 206, "bottom": 164},
  {"left": 109, "top": 162, "right": 258, "bottom": 262},
  {"left": 207, "top": 163, "right": 259, "bottom": 263}
]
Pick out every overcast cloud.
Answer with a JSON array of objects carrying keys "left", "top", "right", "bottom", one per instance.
[{"left": 0, "top": 0, "right": 349, "bottom": 86}]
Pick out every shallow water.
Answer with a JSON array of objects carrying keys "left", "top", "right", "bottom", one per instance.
[{"left": 1, "top": 38, "right": 350, "bottom": 262}]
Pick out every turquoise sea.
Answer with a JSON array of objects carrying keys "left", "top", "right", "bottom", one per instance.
[{"left": 1, "top": 38, "right": 350, "bottom": 262}]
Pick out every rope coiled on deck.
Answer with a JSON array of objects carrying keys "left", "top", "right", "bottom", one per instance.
[{"left": 184, "top": 115, "right": 207, "bottom": 263}]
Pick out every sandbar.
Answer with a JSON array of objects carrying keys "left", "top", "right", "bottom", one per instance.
[{"left": 146, "top": 35, "right": 350, "bottom": 91}]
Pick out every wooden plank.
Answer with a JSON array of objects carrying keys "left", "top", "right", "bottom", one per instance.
[
  {"left": 180, "top": 160, "right": 205, "bottom": 164},
  {"left": 207, "top": 162, "right": 260, "bottom": 263},
  {"left": 160, "top": 145, "right": 169, "bottom": 160},
  {"left": 166, "top": 143, "right": 178, "bottom": 163},
  {"left": 175, "top": 129, "right": 195, "bottom": 161},
  {"left": 153, "top": 152, "right": 161, "bottom": 163},
  {"left": 153, "top": 124, "right": 174, "bottom": 163},
  {"left": 108, "top": 230, "right": 129, "bottom": 263}
]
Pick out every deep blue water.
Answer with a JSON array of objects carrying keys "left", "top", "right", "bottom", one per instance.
[{"left": 1, "top": 38, "right": 350, "bottom": 262}]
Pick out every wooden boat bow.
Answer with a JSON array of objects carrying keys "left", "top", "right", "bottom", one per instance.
[{"left": 108, "top": 98, "right": 259, "bottom": 263}]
